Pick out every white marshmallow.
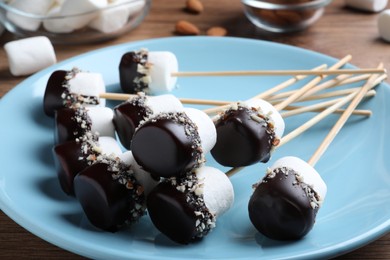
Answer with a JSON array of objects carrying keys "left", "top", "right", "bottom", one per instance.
[
  {"left": 43, "top": 2, "right": 66, "bottom": 32},
  {"left": 345, "top": 0, "right": 388, "bottom": 12},
  {"left": 146, "top": 94, "right": 184, "bottom": 116},
  {"left": 89, "top": 0, "right": 145, "bottom": 33},
  {"left": 6, "top": 0, "right": 54, "bottom": 31},
  {"left": 195, "top": 166, "right": 234, "bottom": 217},
  {"left": 67, "top": 71, "right": 106, "bottom": 107},
  {"left": 45, "top": 0, "right": 63, "bottom": 16},
  {"left": 4, "top": 36, "right": 56, "bottom": 76},
  {"left": 98, "top": 136, "right": 122, "bottom": 156},
  {"left": 184, "top": 107, "right": 217, "bottom": 154},
  {"left": 147, "top": 51, "right": 179, "bottom": 94},
  {"left": 119, "top": 151, "right": 159, "bottom": 195},
  {"left": 378, "top": 9, "right": 390, "bottom": 42},
  {"left": 270, "top": 156, "right": 327, "bottom": 202},
  {"left": 244, "top": 98, "right": 285, "bottom": 138},
  {"left": 44, "top": 0, "right": 108, "bottom": 33},
  {"left": 86, "top": 107, "right": 116, "bottom": 138}
]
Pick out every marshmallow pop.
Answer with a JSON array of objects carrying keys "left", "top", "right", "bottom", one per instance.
[
  {"left": 147, "top": 166, "right": 234, "bottom": 244},
  {"left": 131, "top": 107, "right": 217, "bottom": 178},
  {"left": 119, "top": 48, "right": 178, "bottom": 94},
  {"left": 73, "top": 151, "right": 158, "bottom": 232},
  {"left": 113, "top": 92, "right": 183, "bottom": 149},
  {"left": 43, "top": 68, "right": 106, "bottom": 117},
  {"left": 248, "top": 156, "right": 326, "bottom": 240},
  {"left": 211, "top": 99, "right": 285, "bottom": 167}
]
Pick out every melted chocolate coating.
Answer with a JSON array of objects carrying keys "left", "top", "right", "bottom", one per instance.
[
  {"left": 211, "top": 108, "right": 274, "bottom": 167},
  {"left": 131, "top": 118, "right": 196, "bottom": 178},
  {"left": 147, "top": 182, "right": 198, "bottom": 244},
  {"left": 119, "top": 52, "right": 147, "bottom": 94},
  {"left": 54, "top": 108, "right": 88, "bottom": 145},
  {"left": 43, "top": 70, "right": 67, "bottom": 117},
  {"left": 53, "top": 140, "right": 89, "bottom": 196},
  {"left": 74, "top": 163, "right": 135, "bottom": 232},
  {"left": 248, "top": 168, "right": 318, "bottom": 240},
  {"left": 113, "top": 102, "right": 148, "bottom": 150}
]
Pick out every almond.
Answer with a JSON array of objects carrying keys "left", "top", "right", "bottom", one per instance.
[
  {"left": 206, "top": 26, "right": 228, "bottom": 37},
  {"left": 186, "top": 0, "right": 204, "bottom": 14},
  {"left": 175, "top": 20, "right": 200, "bottom": 35}
]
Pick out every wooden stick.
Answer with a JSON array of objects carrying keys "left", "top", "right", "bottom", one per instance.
[
  {"left": 297, "top": 72, "right": 385, "bottom": 102},
  {"left": 253, "top": 64, "right": 327, "bottom": 100},
  {"left": 279, "top": 66, "right": 384, "bottom": 149},
  {"left": 281, "top": 88, "right": 376, "bottom": 103},
  {"left": 298, "top": 73, "right": 352, "bottom": 101},
  {"left": 273, "top": 55, "right": 352, "bottom": 111},
  {"left": 202, "top": 64, "right": 328, "bottom": 114},
  {"left": 203, "top": 88, "right": 376, "bottom": 118},
  {"left": 203, "top": 69, "right": 329, "bottom": 113},
  {"left": 268, "top": 74, "right": 386, "bottom": 104},
  {"left": 281, "top": 92, "right": 375, "bottom": 118},
  {"left": 307, "top": 63, "right": 384, "bottom": 167},
  {"left": 284, "top": 107, "right": 372, "bottom": 117},
  {"left": 99, "top": 92, "right": 230, "bottom": 106},
  {"left": 267, "top": 73, "right": 372, "bottom": 101},
  {"left": 171, "top": 68, "right": 386, "bottom": 77},
  {"left": 226, "top": 167, "right": 245, "bottom": 178},
  {"left": 279, "top": 91, "right": 358, "bottom": 147}
]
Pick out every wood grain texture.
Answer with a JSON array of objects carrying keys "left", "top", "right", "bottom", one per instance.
[{"left": 1, "top": 0, "right": 389, "bottom": 259}]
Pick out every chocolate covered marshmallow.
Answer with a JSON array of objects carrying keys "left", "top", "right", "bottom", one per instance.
[
  {"left": 119, "top": 49, "right": 179, "bottom": 94},
  {"left": 248, "top": 156, "right": 327, "bottom": 240},
  {"left": 211, "top": 99, "right": 284, "bottom": 167},
  {"left": 131, "top": 107, "right": 217, "bottom": 178},
  {"left": 147, "top": 166, "right": 234, "bottom": 244},
  {"left": 113, "top": 92, "right": 183, "bottom": 149},
  {"left": 43, "top": 68, "right": 106, "bottom": 117}
]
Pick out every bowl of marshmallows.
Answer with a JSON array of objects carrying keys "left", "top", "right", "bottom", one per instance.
[{"left": 0, "top": 0, "right": 150, "bottom": 44}]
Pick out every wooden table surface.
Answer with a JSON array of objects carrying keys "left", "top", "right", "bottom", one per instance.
[{"left": 1, "top": 0, "right": 390, "bottom": 259}]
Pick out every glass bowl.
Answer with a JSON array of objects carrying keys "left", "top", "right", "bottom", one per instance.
[
  {"left": 0, "top": 0, "right": 151, "bottom": 44},
  {"left": 241, "top": 0, "right": 332, "bottom": 33}
]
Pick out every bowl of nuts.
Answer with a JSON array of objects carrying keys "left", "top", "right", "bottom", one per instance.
[
  {"left": 241, "top": 0, "right": 332, "bottom": 33},
  {"left": 0, "top": 0, "right": 151, "bottom": 44}
]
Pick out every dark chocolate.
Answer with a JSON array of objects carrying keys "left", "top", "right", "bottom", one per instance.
[
  {"left": 248, "top": 167, "right": 319, "bottom": 240},
  {"left": 53, "top": 140, "right": 90, "bottom": 196},
  {"left": 131, "top": 113, "right": 202, "bottom": 178},
  {"left": 43, "top": 69, "right": 99, "bottom": 117},
  {"left": 211, "top": 106, "right": 277, "bottom": 167},
  {"left": 113, "top": 95, "right": 152, "bottom": 150},
  {"left": 74, "top": 162, "right": 146, "bottom": 232},
  {"left": 119, "top": 50, "right": 149, "bottom": 94},
  {"left": 53, "top": 132, "right": 99, "bottom": 196},
  {"left": 43, "top": 70, "right": 67, "bottom": 117},
  {"left": 54, "top": 107, "right": 91, "bottom": 145},
  {"left": 147, "top": 173, "right": 216, "bottom": 244},
  {"left": 147, "top": 181, "right": 199, "bottom": 244}
]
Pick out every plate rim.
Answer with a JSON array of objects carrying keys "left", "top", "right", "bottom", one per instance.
[{"left": 0, "top": 36, "right": 389, "bottom": 260}]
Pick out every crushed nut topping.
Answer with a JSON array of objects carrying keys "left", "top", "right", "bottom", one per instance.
[
  {"left": 61, "top": 67, "right": 100, "bottom": 108},
  {"left": 132, "top": 49, "right": 152, "bottom": 93},
  {"left": 166, "top": 171, "right": 216, "bottom": 239},
  {"left": 136, "top": 111, "right": 205, "bottom": 172},
  {"left": 262, "top": 167, "right": 322, "bottom": 209}
]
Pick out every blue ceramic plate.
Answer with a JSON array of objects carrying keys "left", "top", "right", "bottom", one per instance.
[{"left": 0, "top": 37, "right": 389, "bottom": 259}]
